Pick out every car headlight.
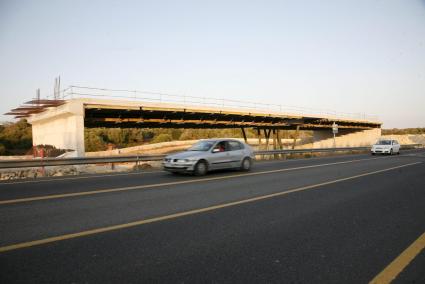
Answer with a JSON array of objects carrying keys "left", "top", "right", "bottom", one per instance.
[
  {"left": 175, "top": 159, "right": 192, "bottom": 163},
  {"left": 181, "top": 158, "right": 198, "bottom": 162}
]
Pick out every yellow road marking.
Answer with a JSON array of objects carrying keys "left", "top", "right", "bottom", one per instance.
[
  {"left": 369, "top": 232, "right": 425, "bottom": 284},
  {"left": 0, "top": 161, "right": 420, "bottom": 253},
  {"left": 0, "top": 157, "right": 383, "bottom": 205}
]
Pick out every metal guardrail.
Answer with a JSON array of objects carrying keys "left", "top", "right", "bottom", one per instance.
[
  {"left": 256, "top": 144, "right": 422, "bottom": 155},
  {"left": 255, "top": 146, "right": 371, "bottom": 155},
  {"left": 0, "top": 155, "right": 166, "bottom": 169},
  {"left": 0, "top": 144, "right": 422, "bottom": 169}
]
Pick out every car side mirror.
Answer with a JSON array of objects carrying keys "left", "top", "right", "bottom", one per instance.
[{"left": 212, "top": 148, "right": 220, "bottom": 153}]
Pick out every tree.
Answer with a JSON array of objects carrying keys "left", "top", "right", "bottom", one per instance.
[
  {"left": 0, "top": 143, "right": 5, "bottom": 155},
  {"left": 0, "top": 119, "right": 32, "bottom": 155}
]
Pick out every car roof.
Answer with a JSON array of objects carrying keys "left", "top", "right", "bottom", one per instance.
[{"left": 200, "top": 138, "right": 243, "bottom": 143}]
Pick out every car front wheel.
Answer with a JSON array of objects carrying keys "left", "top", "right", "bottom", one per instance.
[
  {"left": 194, "top": 160, "right": 208, "bottom": 176},
  {"left": 240, "top": 157, "right": 252, "bottom": 171}
]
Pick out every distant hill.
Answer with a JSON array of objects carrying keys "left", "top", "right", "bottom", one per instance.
[{"left": 382, "top": 128, "right": 425, "bottom": 135}]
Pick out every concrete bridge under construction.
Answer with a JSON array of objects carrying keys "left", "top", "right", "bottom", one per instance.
[{"left": 6, "top": 87, "right": 382, "bottom": 157}]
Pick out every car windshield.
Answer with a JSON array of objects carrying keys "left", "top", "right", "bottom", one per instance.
[
  {"left": 188, "top": 141, "right": 215, "bottom": 151},
  {"left": 376, "top": 140, "right": 391, "bottom": 145}
]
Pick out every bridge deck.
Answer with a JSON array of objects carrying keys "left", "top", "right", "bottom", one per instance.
[{"left": 82, "top": 98, "right": 381, "bottom": 130}]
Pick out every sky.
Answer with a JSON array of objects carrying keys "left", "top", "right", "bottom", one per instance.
[{"left": 1, "top": 0, "right": 424, "bottom": 128}]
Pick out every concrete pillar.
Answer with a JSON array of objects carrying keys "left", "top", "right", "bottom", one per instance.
[
  {"left": 292, "top": 126, "right": 300, "bottom": 149},
  {"left": 312, "top": 128, "right": 381, "bottom": 148},
  {"left": 257, "top": 128, "right": 262, "bottom": 150},
  {"left": 28, "top": 100, "right": 85, "bottom": 157}
]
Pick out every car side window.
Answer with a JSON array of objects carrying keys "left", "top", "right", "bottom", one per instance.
[
  {"left": 395, "top": 140, "right": 399, "bottom": 145},
  {"left": 213, "top": 141, "right": 229, "bottom": 152},
  {"left": 229, "top": 141, "right": 243, "bottom": 151}
]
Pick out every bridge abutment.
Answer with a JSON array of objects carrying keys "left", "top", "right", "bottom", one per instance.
[{"left": 28, "top": 100, "right": 85, "bottom": 157}]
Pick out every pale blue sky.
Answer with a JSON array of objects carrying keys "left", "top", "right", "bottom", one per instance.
[{"left": 1, "top": 0, "right": 424, "bottom": 128}]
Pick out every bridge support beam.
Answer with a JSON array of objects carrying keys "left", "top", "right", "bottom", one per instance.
[
  {"left": 311, "top": 128, "right": 381, "bottom": 148},
  {"left": 263, "top": 129, "right": 271, "bottom": 151},
  {"left": 28, "top": 100, "right": 85, "bottom": 157},
  {"left": 241, "top": 127, "right": 247, "bottom": 143},
  {"left": 292, "top": 126, "right": 300, "bottom": 149},
  {"left": 257, "top": 128, "right": 262, "bottom": 149}
]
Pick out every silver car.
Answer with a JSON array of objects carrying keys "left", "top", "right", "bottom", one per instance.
[{"left": 162, "top": 139, "right": 255, "bottom": 175}]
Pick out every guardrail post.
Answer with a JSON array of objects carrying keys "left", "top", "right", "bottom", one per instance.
[
  {"left": 40, "top": 147, "right": 45, "bottom": 177},
  {"left": 135, "top": 155, "right": 140, "bottom": 170}
]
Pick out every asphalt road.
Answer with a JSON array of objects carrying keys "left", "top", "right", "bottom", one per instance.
[{"left": 0, "top": 150, "right": 424, "bottom": 283}]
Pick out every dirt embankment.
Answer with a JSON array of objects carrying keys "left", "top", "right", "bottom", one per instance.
[
  {"left": 85, "top": 138, "right": 314, "bottom": 157},
  {"left": 381, "top": 134, "right": 425, "bottom": 145}
]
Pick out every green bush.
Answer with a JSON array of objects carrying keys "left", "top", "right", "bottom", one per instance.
[
  {"left": 151, "top": 133, "right": 173, "bottom": 143},
  {"left": 0, "top": 143, "right": 5, "bottom": 155},
  {"left": 84, "top": 130, "right": 107, "bottom": 152}
]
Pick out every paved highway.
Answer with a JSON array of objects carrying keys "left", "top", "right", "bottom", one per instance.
[{"left": 0, "top": 150, "right": 424, "bottom": 283}]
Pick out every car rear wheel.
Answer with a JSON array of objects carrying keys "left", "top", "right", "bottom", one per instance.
[
  {"left": 194, "top": 160, "right": 208, "bottom": 176},
  {"left": 240, "top": 157, "right": 252, "bottom": 171}
]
